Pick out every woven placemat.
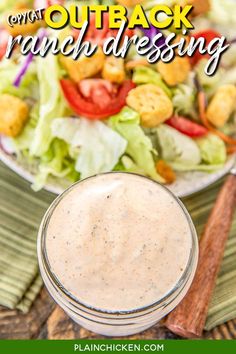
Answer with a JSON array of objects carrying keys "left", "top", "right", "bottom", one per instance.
[
  {"left": 0, "top": 162, "right": 54, "bottom": 313},
  {"left": 184, "top": 181, "right": 236, "bottom": 330},
  {"left": 0, "top": 161, "right": 236, "bottom": 330}
]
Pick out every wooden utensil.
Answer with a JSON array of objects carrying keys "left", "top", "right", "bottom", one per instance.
[{"left": 165, "top": 172, "right": 236, "bottom": 338}]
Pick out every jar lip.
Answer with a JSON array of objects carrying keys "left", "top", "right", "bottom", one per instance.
[{"left": 39, "top": 172, "right": 198, "bottom": 315}]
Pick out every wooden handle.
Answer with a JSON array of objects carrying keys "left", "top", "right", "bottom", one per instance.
[{"left": 165, "top": 174, "right": 236, "bottom": 338}]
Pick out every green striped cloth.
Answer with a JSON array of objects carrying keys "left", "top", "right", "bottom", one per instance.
[
  {"left": 0, "top": 161, "right": 236, "bottom": 330},
  {"left": 0, "top": 162, "right": 54, "bottom": 313},
  {"left": 184, "top": 184, "right": 236, "bottom": 330}
]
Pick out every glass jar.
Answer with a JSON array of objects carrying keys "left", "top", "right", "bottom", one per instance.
[{"left": 37, "top": 173, "right": 198, "bottom": 337}]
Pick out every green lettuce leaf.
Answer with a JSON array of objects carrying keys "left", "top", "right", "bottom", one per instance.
[
  {"left": 121, "top": 156, "right": 147, "bottom": 175},
  {"left": 0, "top": 0, "right": 22, "bottom": 12},
  {"left": 132, "top": 66, "right": 172, "bottom": 97},
  {"left": 169, "top": 162, "right": 224, "bottom": 172},
  {"left": 12, "top": 104, "right": 39, "bottom": 152},
  {"left": 196, "top": 60, "right": 236, "bottom": 97},
  {"left": 113, "top": 156, "right": 146, "bottom": 175},
  {"left": 196, "top": 133, "right": 227, "bottom": 165},
  {"left": 173, "top": 74, "right": 197, "bottom": 118},
  {"left": 0, "top": 59, "right": 37, "bottom": 98},
  {"left": 209, "top": 0, "right": 236, "bottom": 26},
  {"left": 221, "top": 46, "right": 236, "bottom": 68},
  {"left": 218, "top": 67, "right": 236, "bottom": 87},
  {"left": 195, "top": 59, "right": 223, "bottom": 96},
  {"left": 108, "top": 107, "right": 165, "bottom": 182},
  {"left": 51, "top": 117, "right": 127, "bottom": 179},
  {"left": 32, "top": 139, "right": 77, "bottom": 192},
  {"left": 154, "top": 124, "right": 201, "bottom": 165},
  {"left": 29, "top": 55, "right": 66, "bottom": 157}
]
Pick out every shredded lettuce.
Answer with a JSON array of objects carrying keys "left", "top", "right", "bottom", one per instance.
[
  {"left": 120, "top": 156, "right": 146, "bottom": 174},
  {"left": 0, "top": 0, "right": 19, "bottom": 12},
  {"left": 209, "top": 0, "right": 236, "bottom": 26},
  {"left": 221, "top": 45, "right": 236, "bottom": 68},
  {"left": 172, "top": 74, "right": 197, "bottom": 118},
  {"left": 196, "top": 59, "right": 236, "bottom": 96},
  {"left": 108, "top": 107, "right": 165, "bottom": 183},
  {"left": 32, "top": 139, "right": 76, "bottom": 192},
  {"left": 196, "top": 134, "right": 227, "bottom": 165},
  {"left": 6, "top": 104, "right": 39, "bottom": 157},
  {"left": 51, "top": 117, "right": 81, "bottom": 144},
  {"left": 12, "top": 104, "right": 39, "bottom": 152},
  {"left": 29, "top": 55, "right": 66, "bottom": 157},
  {"left": 195, "top": 59, "right": 223, "bottom": 96},
  {"left": 0, "top": 59, "right": 37, "bottom": 98},
  {"left": 114, "top": 156, "right": 146, "bottom": 175},
  {"left": 51, "top": 117, "right": 127, "bottom": 179},
  {"left": 154, "top": 124, "right": 201, "bottom": 165},
  {"left": 218, "top": 67, "right": 236, "bottom": 87},
  {"left": 169, "top": 162, "right": 224, "bottom": 172},
  {"left": 132, "top": 66, "right": 172, "bottom": 97},
  {"left": 0, "top": 1, "right": 34, "bottom": 25},
  {"left": 150, "top": 125, "right": 225, "bottom": 173}
]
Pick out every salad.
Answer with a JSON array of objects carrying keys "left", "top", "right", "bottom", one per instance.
[{"left": 0, "top": 0, "right": 236, "bottom": 191}]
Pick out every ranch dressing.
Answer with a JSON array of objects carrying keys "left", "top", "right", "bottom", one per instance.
[{"left": 46, "top": 173, "right": 192, "bottom": 312}]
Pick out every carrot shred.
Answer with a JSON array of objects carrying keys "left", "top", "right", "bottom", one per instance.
[
  {"left": 125, "top": 59, "right": 150, "bottom": 70},
  {"left": 198, "top": 92, "right": 236, "bottom": 146},
  {"left": 156, "top": 160, "right": 176, "bottom": 184},
  {"left": 227, "top": 145, "right": 236, "bottom": 154}
]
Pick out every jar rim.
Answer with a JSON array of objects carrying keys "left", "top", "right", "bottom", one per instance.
[{"left": 38, "top": 172, "right": 198, "bottom": 315}]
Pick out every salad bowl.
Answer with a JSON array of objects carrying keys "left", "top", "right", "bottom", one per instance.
[
  {"left": 0, "top": 148, "right": 234, "bottom": 198},
  {"left": 0, "top": 0, "right": 236, "bottom": 198}
]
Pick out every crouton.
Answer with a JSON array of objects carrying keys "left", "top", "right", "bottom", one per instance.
[
  {"left": 156, "top": 57, "right": 191, "bottom": 87},
  {"left": 102, "top": 56, "right": 126, "bottom": 84},
  {"left": 206, "top": 85, "right": 236, "bottom": 128},
  {"left": 60, "top": 48, "right": 105, "bottom": 83},
  {"left": 4, "top": 9, "right": 41, "bottom": 37},
  {"left": 179, "top": 0, "right": 211, "bottom": 17},
  {"left": 0, "top": 94, "right": 29, "bottom": 137},
  {"left": 126, "top": 84, "right": 173, "bottom": 127}
]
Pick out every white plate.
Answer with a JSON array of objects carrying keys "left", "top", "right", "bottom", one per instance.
[{"left": 0, "top": 149, "right": 235, "bottom": 198}]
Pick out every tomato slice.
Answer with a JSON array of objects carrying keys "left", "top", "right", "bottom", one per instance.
[
  {"left": 79, "top": 79, "right": 114, "bottom": 98},
  {"left": 73, "top": 13, "right": 134, "bottom": 46},
  {"left": 190, "top": 29, "right": 221, "bottom": 66},
  {"left": 0, "top": 29, "right": 9, "bottom": 60},
  {"left": 79, "top": 79, "right": 116, "bottom": 108},
  {"left": 166, "top": 116, "right": 208, "bottom": 137},
  {"left": 60, "top": 79, "right": 136, "bottom": 119}
]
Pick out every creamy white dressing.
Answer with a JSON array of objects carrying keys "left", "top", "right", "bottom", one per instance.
[{"left": 46, "top": 173, "right": 192, "bottom": 312}]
